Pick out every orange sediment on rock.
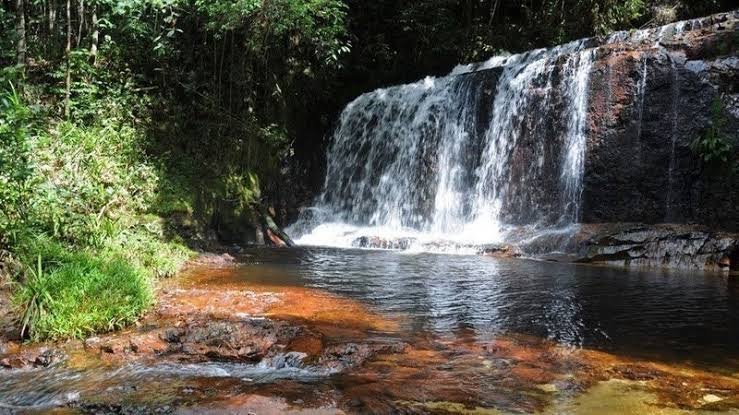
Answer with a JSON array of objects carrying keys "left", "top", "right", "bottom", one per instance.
[{"left": 176, "top": 265, "right": 400, "bottom": 333}]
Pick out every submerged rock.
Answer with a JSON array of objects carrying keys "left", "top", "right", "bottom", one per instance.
[{"left": 318, "top": 342, "right": 408, "bottom": 372}]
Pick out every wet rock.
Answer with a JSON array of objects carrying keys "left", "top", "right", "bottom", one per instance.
[
  {"left": 190, "top": 252, "right": 237, "bottom": 267},
  {"left": 1, "top": 346, "right": 68, "bottom": 369},
  {"left": 0, "top": 340, "right": 19, "bottom": 356},
  {"left": 175, "top": 319, "right": 302, "bottom": 362},
  {"left": 574, "top": 224, "right": 739, "bottom": 271},
  {"left": 583, "top": 15, "right": 739, "bottom": 231},
  {"left": 101, "top": 340, "right": 127, "bottom": 355},
  {"left": 352, "top": 236, "right": 524, "bottom": 257},
  {"left": 261, "top": 351, "right": 307, "bottom": 369},
  {"left": 318, "top": 342, "right": 408, "bottom": 372},
  {"left": 128, "top": 333, "right": 168, "bottom": 355},
  {"left": 33, "top": 348, "right": 67, "bottom": 367},
  {"left": 352, "top": 236, "right": 416, "bottom": 250},
  {"left": 160, "top": 327, "right": 185, "bottom": 343},
  {"left": 0, "top": 356, "right": 27, "bottom": 369},
  {"left": 287, "top": 334, "right": 323, "bottom": 356},
  {"left": 84, "top": 336, "right": 102, "bottom": 351},
  {"left": 479, "top": 244, "right": 521, "bottom": 258}
]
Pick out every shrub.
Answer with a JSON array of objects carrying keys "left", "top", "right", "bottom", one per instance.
[
  {"left": 14, "top": 237, "right": 153, "bottom": 341},
  {"left": 4, "top": 83, "right": 194, "bottom": 341},
  {"left": 0, "top": 83, "right": 32, "bottom": 244},
  {"left": 691, "top": 97, "right": 736, "bottom": 169}
]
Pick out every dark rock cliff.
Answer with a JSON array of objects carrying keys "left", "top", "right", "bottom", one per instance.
[{"left": 583, "top": 11, "right": 738, "bottom": 231}]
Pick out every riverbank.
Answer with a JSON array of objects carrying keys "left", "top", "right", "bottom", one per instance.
[{"left": 1, "top": 250, "right": 738, "bottom": 413}]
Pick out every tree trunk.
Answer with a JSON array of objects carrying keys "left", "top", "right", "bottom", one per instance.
[
  {"left": 255, "top": 204, "right": 294, "bottom": 247},
  {"left": 64, "top": 0, "right": 71, "bottom": 119},
  {"left": 488, "top": 0, "right": 500, "bottom": 26},
  {"left": 76, "top": 0, "right": 84, "bottom": 47},
  {"left": 15, "top": 0, "right": 26, "bottom": 67},
  {"left": 48, "top": 0, "right": 56, "bottom": 33},
  {"left": 90, "top": 5, "right": 98, "bottom": 65}
]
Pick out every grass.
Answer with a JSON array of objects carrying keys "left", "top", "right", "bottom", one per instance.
[
  {"left": 2, "top": 86, "right": 197, "bottom": 341},
  {"left": 15, "top": 247, "right": 152, "bottom": 341},
  {"left": 10, "top": 232, "right": 194, "bottom": 341}
]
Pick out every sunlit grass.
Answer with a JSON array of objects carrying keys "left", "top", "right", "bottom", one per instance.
[{"left": 14, "top": 238, "right": 153, "bottom": 341}]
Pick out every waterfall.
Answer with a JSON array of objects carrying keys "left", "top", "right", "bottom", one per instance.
[
  {"left": 561, "top": 50, "right": 595, "bottom": 224},
  {"left": 294, "top": 43, "right": 596, "bottom": 249},
  {"left": 289, "top": 15, "right": 719, "bottom": 251},
  {"left": 635, "top": 55, "right": 649, "bottom": 143},
  {"left": 665, "top": 55, "right": 680, "bottom": 222}
]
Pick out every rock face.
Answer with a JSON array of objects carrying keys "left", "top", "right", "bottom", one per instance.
[
  {"left": 572, "top": 224, "right": 739, "bottom": 271},
  {"left": 583, "top": 12, "right": 739, "bottom": 231},
  {"left": 288, "top": 12, "right": 737, "bottom": 271}
]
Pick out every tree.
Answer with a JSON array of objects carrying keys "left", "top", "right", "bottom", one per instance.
[
  {"left": 90, "top": 4, "right": 98, "bottom": 65},
  {"left": 15, "top": 0, "right": 26, "bottom": 67},
  {"left": 64, "top": 0, "right": 71, "bottom": 118}
]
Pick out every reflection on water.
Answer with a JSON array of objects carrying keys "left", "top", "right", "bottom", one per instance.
[
  {"left": 237, "top": 247, "right": 738, "bottom": 363},
  {"left": 1, "top": 247, "right": 738, "bottom": 413}
]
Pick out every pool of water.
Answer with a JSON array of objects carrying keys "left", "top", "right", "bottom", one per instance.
[
  {"left": 236, "top": 247, "right": 739, "bottom": 367},
  {"left": 1, "top": 247, "right": 738, "bottom": 413}
]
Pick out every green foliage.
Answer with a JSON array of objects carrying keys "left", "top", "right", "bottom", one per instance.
[
  {"left": 194, "top": 0, "right": 348, "bottom": 64},
  {"left": 224, "top": 171, "right": 262, "bottom": 211},
  {"left": 13, "top": 237, "right": 153, "bottom": 341},
  {"left": 29, "top": 121, "right": 159, "bottom": 246},
  {"left": 0, "top": 82, "right": 32, "bottom": 244},
  {"left": 592, "top": 0, "right": 647, "bottom": 36},
  {"left": 105, "top": 217, "right": 193, "bottom": 278},
  {"left": 1, "top": 67, "right": 192, "bottom": 340},
  {"left": 0, "top": 7, "right": 14, "bottom": 64},
  {"left": 691, "top": 97, "right": 735, "bottom": 166}
]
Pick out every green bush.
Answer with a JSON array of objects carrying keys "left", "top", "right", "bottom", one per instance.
[
  {"left": 2, "top": 81, "right": 194, "bottom": 341},
  {"left": 0, "top": 83, "right": 32, "bottom": 244},
  {"left": 14, "top": 238, "right": 153, "bottom": 341},
  {"left": 11, "top": 218, "right": 192, "bottom": 340},
  {"left": 691, "top": 97, "right": 735, "bottom": 166},
  {"left": 27, "top": 121, "right": 160, "bottom": 247}
]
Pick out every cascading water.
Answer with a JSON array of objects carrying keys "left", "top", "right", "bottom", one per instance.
[
  {"left": 665, "top": 55, "right": 680, "bottom": 222},
  {"left": 561, "top": 50, "right": 595, "bottom": 224},
  {"left": 634, "top": 55, "right": 649, "bottom": 144},
  {"left": 288, "top": 16, "right": 720, "bottom": 252}
]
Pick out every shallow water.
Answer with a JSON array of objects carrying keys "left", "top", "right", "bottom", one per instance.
[
  {"left": 1, "top": 247, "right": 738, "bottom": 414},
  {"left": 236, "top": 247, "right": 739, "bottom": 366}
]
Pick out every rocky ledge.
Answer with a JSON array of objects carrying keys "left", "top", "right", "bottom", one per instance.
[
  {"left": 571, "top": 224, "right": 738, "bottom": 272},
  {"left": 349, "top": 224, "right": 738, "bottom": 272},
  {"left": 352, "top": 235, "right": 522, "bottom": 258}
]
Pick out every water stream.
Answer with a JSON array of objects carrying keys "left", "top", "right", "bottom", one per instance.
[
  {"left": 1, "top": 248, "right": 738, "bottom": 413},
  {"left": 665, "top": 53, "right": 681, "bottom": 222}
]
